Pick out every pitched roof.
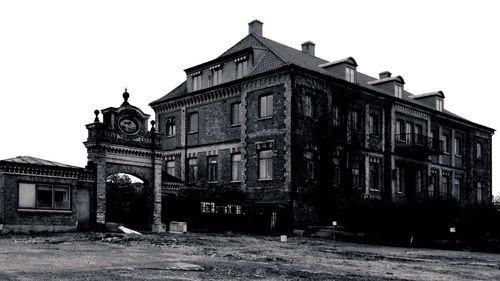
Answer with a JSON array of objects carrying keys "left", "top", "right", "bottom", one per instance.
[
  {"left": 148, "top": 30, "right": 493, "bottom": 131},
  {"left": 149, "top": 81, "right": 187, "bottom": 106},
  {"left": 1, "top": 156, "right": 81, "bottom": 169}
]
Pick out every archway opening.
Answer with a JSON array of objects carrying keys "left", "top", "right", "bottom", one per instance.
[{"left": 106, "top": 173, "right": 149, "bottom": 230}]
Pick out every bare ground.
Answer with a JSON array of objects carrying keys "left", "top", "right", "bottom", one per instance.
[{"left": 0, "top": 232, "right": 499, "bottom": 281}]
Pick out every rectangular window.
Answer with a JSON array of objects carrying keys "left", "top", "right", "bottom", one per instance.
[
  {"left": 369, "top": 162, "right": 380, "bottom": 190},
  {"left": 207, "top": 156, "right": 218, "bottom": 182},
  {"left": 476, "top": 142, "right": 483, "bottom": 159},
  {"left": 231, "top": 154, "right": 241, "bottom": 181},
  {"left": 416, "top": 170, "right": 423, "bottom": 193},
  {"left": 454, "top": 137, "right": 462, "bottom": 156},
  {"left": 332, "top": 157, "right": 340, "bottom": 185},
  {"left": 209, "top": 66, "right": 222, "bottom": 86},
  {"left": 191, "top": 73, "right": 201, "bottom": 91},
  {"left": 477, "top": 182, "right": 483, "bottom": 203},
  {"left": 226, "top": 204, "right": 242, "bottom": 215},
  {"left": 442, "top": 175, "right": 450, "bottom": 197},
  {"left": 436, "top": 99, "right": 444, "bottom": 111},
  {"left": 405, "top": 122, "right": 413, "bottom": 143},
  {"left": 345, "top": 67, "right": 355, "bottom": 83},
  {"left": 369, "top": 114, "right": 379, "bottom": 136},
  {"left": 397, "top": 167, "right": 404, "bottom": 193},
  {"left": 200, "top": 202, "right": 215, "bottom": 214},
  {"left": 166, "top": 118, "right": 176, "bottom": 137},
  {"left": 352, "top": 110, "right": 361, "bottom": 132},
  {"left": 259, "top": 94, "right": 273, "bottom": 118},
  {"left": 18, "top": 183, "right": 70, "bottom": 210},
  {"left": 395, "top": 84, "right": 403, "bottom": 98},
  {"left": 352, "top": 161, "right": 360, "bottom": 189},
  {"left": 166, "top": 160, "right": 176, "bottom": 177},
  {"left": 442, "top": 134, "right": 449, "bottom": 153},
  {"left": 396, "top": 120, "right": 404, "bottom": 142},
  {"left": 332, "top": 105, "right": 340, "bottom": 126},
  {"left": 188, "top": 112, "right": 199, "bottom": 133},
  {"left": 430, "top": 170, "right": 439, "bottom": 197},
  {"left": 187, "top": 158, "right": 198, "bottom": 184},
  {"left": 231, "top": 102, "right": 241, "bottom": 125},
  {"left": 415, "top": 124, "right": 423, "bottom": 144},
  {"left": 258, "top": 150, "right": 273, "bottom": 180},
  {"left": 453, "top": 177, "right": 461, "bottom": 200},
  {"left": 303, "top": 94, "right": 314, "bottom": 118},
  {"left": 304, "top": 151, "right": 315, "bottom": 181},
  {"left": 236, "top": 59, "right": 248, "bottom": 78}
]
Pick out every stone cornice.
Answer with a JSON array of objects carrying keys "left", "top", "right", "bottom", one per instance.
[
  {"left": 85, "top": 143, "right": 165, "bottom": 160},
  {"left": 0, "top": 163, "right": 95, "bottom": 182},
  {"left": 152, "top": 84, "right": 241, "bottom": 113}
]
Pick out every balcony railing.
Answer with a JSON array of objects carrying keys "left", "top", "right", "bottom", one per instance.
[{"left": 394, "top": 133, "right": 444, "bottom": 156}]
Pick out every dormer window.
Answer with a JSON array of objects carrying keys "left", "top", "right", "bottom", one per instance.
[
  {"left": 395, "top": 84, "right": 403, "bottom": 98},
  {"left": 235, "top": 57, "right": 248, "bottom": 78},
  {"left": 191, "top": 72, "right": 202, "bottom": 91},
  {"left": 436, "top": 98, "right": 444, "bottom": 111},
  {"left": 209, "top": 65, "right": 223, "bottom": 86},
  {"left": 345, "top": 67, "right": 355, "bottom": 83}
]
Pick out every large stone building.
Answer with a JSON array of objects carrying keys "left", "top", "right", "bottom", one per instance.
[
  {"left": 147, "top": 20, "right": 494, "bottom": 231},
  {"left": 0, "top": 20, "right": 494, "bottom": 233}
]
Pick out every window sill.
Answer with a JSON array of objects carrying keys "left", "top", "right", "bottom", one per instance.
[
  {"left": 18, "top": 208, "right": 72, "bottom": 214},
  {"left": 230, "top": 123, "right": 241, "bottom": 127},
  {"left": 369, "top": 189, "right": 380, "bottom": 192},
  {"left": 207, "top": 181, "right": 218, "bottom": 184},
  {"left": 455, "top": 155, "right": 462, "bottom": 158},
  {"left": 230, "top": 180, "right": 242, "bottom": 183},
  {"left": 258, "top": 116, "right": 273, "bottom": 121},
  {"left": 187, "top": 131, "right": 198, "bottom": 135},
  {"left": 166, "top": 135, "right": 176, "bottom": 139},
  {"left": 257, "top": 178, "right": 273, "bottom": 182}
]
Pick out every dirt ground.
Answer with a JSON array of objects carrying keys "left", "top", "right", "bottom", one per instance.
[{"left": 0, "top": 232, "right": 499, "bottom": 281}]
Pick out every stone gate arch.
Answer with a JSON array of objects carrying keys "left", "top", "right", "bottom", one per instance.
[{"left": 84, "top": 89, "right": 165, "bottom": 232}]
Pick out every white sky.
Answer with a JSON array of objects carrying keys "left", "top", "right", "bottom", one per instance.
[{"left": 1, "top": 1, "right": 498, "bottom": 196}]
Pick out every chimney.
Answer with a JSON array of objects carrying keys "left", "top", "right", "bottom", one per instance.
[
  {"left": 301, "top": 41, "right": 315, "bottom": 56},
  {"left": 379, "top": 71, "right": 392, "bottom": 79},
  {"left": 248, "top": 20, "right": 263, "bottom": 37}
]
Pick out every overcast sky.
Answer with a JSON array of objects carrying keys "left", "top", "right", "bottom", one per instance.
[{"left": 1, "top": 1, "right": 498, "bottom": 196}]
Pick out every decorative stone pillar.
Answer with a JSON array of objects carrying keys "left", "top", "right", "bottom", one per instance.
[
  {"left": 95, "top": 158, "right": 107, "bottom": 225},
  {"left": 151, "top": 162, "right": 165, "bottom": 232}
]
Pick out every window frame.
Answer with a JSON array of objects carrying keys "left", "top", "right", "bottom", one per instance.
[
  {"left": 369, "top": 161, "right": 380, "bottom": 191},
  {"left": 345, "top": 67, "right": 355, "bottom": 83},
  {"left": 476, "top": 142, "right": 483, "bottom": 159},
  {"left": 230, "top": 102, "right": 241, "bottom": 125},
  {"left": 18, "top": 183, "right": 71, "bottom": 211},
  {"left": 191, "top": 73, "right": 201, "bottom": 91},
  {"left": 166, "top": 160, "right": 176, "bottom": 177},
  {"left": 454, "top": 137, "right": 462, "bottom": 156},
  {"left": 394, "top": 84, "right": 403, "bottom": 98},
  {"left": 258, "top": 149, "right": 273, "bottom": 180},
  {"left": 207, "top": 155, "right": 218, "bottom": 183},
  {"left": 304, "top": 151, "right": 315, "bottom": 181},
  {"left": 187, "top": 158, "right": 198, "bottom": 184},
  {"left": 442, "top": 134, "right": 450, "bottom": 154},
  {"left": 303, "top": 94, "right": 315, "bottom": 118},
  {"left": 187, "top": 112, "right": 199, "bottom": 133},
  {"left": 231, "top": 153, "right": 242, "bottom": 182},
  {"left": 258, "top": 94, "right": 273, "bottom": 119},
  {"left": 166, "top": 117, "right": 176, "bottom": 137},
  {"left": 369, "top": 114, "right": 380, "bottom": 136},
  {"left": 236, "top": 58, "right": 248, "bottom": 79}
]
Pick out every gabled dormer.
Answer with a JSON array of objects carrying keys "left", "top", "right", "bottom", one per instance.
[
  {"left": 411, "top": 91, "right": 445, "bottom": 112},
  {"left": 367, "top": 71, "right": 405, "bottom": 98},
  {"left": 319, "top": 57, "right": 358, "bottom": 83}
]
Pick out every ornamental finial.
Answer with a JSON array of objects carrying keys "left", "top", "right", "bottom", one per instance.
[{"left": 122, "top": 88, "right": 130, "bottom": 106}]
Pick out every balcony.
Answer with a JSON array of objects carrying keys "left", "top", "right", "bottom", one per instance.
[{"left": 394, "top": 133, "right": 443, "bottom": 157}]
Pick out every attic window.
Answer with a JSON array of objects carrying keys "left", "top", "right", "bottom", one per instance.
[
  {"left": 190, "top": 72, "right": 202, "bottom": 91},
  {"left": 395, "top": 84, "right": 403, "bottom": 98},
  {"left": 345, "top": 67, "right": 355, "bottom": 83},
  {"left": 209, "top": 64, "right": 222, "bottom": 86},
  {"left": 436, "top": 98, "right": 444, "bottom": 111},
  {"left": 235, "top": 57, "right": 248, "bottom": 78}
]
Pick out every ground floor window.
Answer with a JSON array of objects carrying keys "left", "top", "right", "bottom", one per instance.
[
  {"left": 200, "top": 202, "right": 215, "bottom": 214},
  {"left": 369, "top": 159, "right": 381, "bottom": 191},
  {"left": 18, "top": 183, "right": 71, "bottom": 210}
]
